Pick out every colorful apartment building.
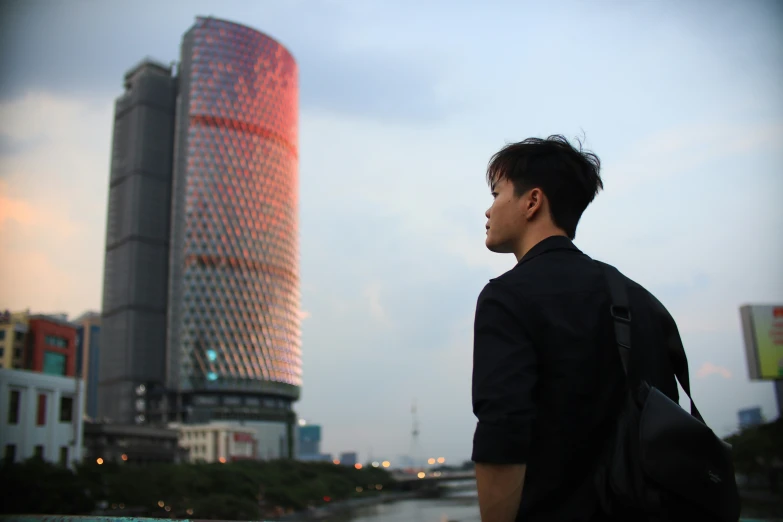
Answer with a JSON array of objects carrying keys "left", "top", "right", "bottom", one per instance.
[{"left": 0, "top": 310, "right": 30, "bottom": 370}]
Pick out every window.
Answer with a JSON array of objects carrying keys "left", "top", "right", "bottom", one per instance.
[
  {"left": 60, "top": 397, "right": 73, "bottom": 422},
  {"left": 14, "top": 331, "right": 23, "bottom": 341},
  {"left": 42, "top": 351, "right": 66, "bottom": 376},
  {"left": 33, "top": 445, "right": 44, "bottom": 459},
  {"left": 0, "top": 330, "right": 4, "bottom": 340},
  {"left": 4, "top": 444, "right": 15, "bottom": 464},
  {"left": 13, "top": 347, "right": 21, "bottom": 358},
  {"left": 0, "top": 347, "right": 4, "bottom": 356},
  {"left": 44, "top": 335, "right": 67, "bottom": 348},
  {"left": 59, "top": 447, "right": 69, "bottom": 466},
  {"left": 37, "top": 394, "right": 47, "bottom": 426},
  {"left": 8, "top": 390, "right": 20, "bottom": 424}
]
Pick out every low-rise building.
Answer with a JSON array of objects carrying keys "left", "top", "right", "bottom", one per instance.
[
  {"left": 82, "top": 422, "right": 186, "bottom": 465},
  {"left": 26, "top": 315, "right": 78, "bottom": 377},
  {"left": 339, "top": 451, "right": 358, "bottom": 467},
  {"left": 0, "top": 368, "right": 84, "bottom": 468},
  {"left": 174, "top": 422, "right": 257, "bottom": 463},
  {"left": 0, "top": 310, "right": 30, "bottom": 370}
]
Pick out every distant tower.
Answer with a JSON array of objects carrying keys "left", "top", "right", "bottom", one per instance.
[{"left": 409, "top": 399, "right": 421, "bottom": 468}]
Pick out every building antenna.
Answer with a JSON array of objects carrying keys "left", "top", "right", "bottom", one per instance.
[{"left": 409, "top": 399, "right": 421, "bottom": 469}]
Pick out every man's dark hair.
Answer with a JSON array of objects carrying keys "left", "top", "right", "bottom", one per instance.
[{"left": 487, "top": 134, "right": 603, "bottom": 239}]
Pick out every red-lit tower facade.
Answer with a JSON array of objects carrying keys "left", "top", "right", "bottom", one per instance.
[{"left": 165, "top": 17, "right": 300, "bottom": 455}]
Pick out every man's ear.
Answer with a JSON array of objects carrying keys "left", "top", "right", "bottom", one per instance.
[{"left": 524, "top": 188, "right": 544, "bottom": 219}]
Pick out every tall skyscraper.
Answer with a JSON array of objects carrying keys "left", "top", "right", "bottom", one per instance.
[
  {"left": 99, "top": 17, "right": 300, "bottom": 456},
  {"left": 99, "top": 59, "right": 177, "bottom": 424}
]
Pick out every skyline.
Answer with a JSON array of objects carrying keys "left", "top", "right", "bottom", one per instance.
[{"left": 0, "top": 0, "right": 782, "bottom": 464}]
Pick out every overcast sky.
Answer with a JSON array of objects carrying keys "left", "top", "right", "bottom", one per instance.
[{"left": 0, "top": 0, "right": 781, "bottom": 464}]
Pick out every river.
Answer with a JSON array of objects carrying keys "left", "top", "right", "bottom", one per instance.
[
  {"left": 329, "top": 498, "right": 480, "bottom": 522},
  {"left": 322, "top": 481, "right": 480, "bottom": 522}
]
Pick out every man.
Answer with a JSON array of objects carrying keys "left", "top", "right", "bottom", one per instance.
[{"left": 472, "top": 135, "right": 687, "bottom": 521}]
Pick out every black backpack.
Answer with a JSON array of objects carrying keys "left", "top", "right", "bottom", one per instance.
[{"left": 594, "top": 262, "right": 741, "bottom": 522}]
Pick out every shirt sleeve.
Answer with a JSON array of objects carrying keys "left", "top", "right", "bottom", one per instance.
[{"left": 471, "top": 281, "right": 537, "bottom": 464}]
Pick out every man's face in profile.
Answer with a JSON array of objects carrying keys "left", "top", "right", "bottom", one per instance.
[{"left": 485, "top": 177, "right": 525, "bottom": 254}]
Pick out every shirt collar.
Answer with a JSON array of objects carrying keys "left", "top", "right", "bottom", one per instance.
[{"left": 517, "top": 235, "right": 580, "bottom": 266}]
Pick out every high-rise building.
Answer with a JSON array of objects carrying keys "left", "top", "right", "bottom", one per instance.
[
  {"left": 74, "top": 312, "right": 101, "bottom": 420},
  {"left": 99, "top": 17, "right": 300, "bottom": 457},
  {"left": 297, "top": 424, "right": 322, "bottom": 456},
  {"left": 99, "top": 58, "right": 178, "bottom": 424}
]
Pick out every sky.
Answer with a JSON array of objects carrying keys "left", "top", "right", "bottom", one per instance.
[{"left": 0, "top": 0, "right": 782, "bottom": 465}]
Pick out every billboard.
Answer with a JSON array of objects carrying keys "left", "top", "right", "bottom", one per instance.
[{"left": 740, "top": 305, "right": 783, "bottom": 380}]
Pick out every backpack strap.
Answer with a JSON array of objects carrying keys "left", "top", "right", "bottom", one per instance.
[{"left": 598, "top": 261, "right": 704, "bottom": 422}]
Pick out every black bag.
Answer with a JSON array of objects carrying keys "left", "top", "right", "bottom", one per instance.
[{"left": 594, "top": 262, "right": 741, "bottom": 522}]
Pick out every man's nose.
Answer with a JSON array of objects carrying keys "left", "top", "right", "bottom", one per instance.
[{"left": 485, "top": 207, "right": 491, "bottom": 219}]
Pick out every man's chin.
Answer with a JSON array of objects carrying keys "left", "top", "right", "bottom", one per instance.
[{"left": 485, "top": 239, "right": 508, "bottom": 254}]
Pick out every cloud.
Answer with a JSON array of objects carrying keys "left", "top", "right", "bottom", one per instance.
[
  {"left": 603, "top": 121, "right": 783, "bottom": 193},
  {"left": 696, "top": 362, "right": 733, "bottom": 380},
  {"left": 0, "top": 180, "right": 81, "bottom": 238},
  {"left": 363, "top": 282, "right": 391, "bottom": 327},
  {"left": 0, "top": 92, "right": 112, "bottom": 317}
]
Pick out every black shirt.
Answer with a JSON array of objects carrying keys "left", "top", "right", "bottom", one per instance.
[{"left": 471, "top": 236, "right": 687, "bottom": 521}]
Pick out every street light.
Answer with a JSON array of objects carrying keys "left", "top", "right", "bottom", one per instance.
[
  {"left": 382, "top": 461, "right": 391, "bottom": 468},
  {"left": 96, "top": 458, "right": 104, "bottom": 465},
  {"left": 437, "top": 457, "right": 445, "bottom": 464},
  {"left": 417, "top": 471, "right": 426, "bottom": 479},
  {"left": 427, "top": 458, "right": 436, "bottom": 465}
]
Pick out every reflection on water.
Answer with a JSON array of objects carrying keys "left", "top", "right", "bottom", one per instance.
[{"left": 334, "top": 498, "right": 481, "bottom": 522}]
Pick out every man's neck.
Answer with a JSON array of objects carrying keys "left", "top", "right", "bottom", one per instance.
[{"left": 514, "top": 228, "right": 569, "bottom": 262}]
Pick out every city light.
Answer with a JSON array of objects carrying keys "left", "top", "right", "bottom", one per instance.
[
  {"left": 427, "top": 458, "right": 436, "bottom": 465},
  {"left": 371, "top": 461, "right": 379, "bottom": 468},
  {"left": 186, "top": 509, "right": 194, "bottom": 516},
  {"left": 417, "top": 471, "right": 426, "bottom": 479},
  {"left": 219, "top": 457, "right": 227, "bottom": 463},
  {"left": 333, "top": 459, "right": 340, "bottom": 465},
  {"left": 158, "top": 501, "right": 165, "bottom": 508},
  {"left": 356, "top": 487, "right": 363, "bottom": 493},
  {"left": 323, "top": 497, "right": 331, "bottom": 502},
  {"left": 354, "top": 463, "right": 363, "bottom": 470},
  {"left": 119, "top": 504, "right": 125, "bottom": 509},
  {"left": 298, "top": 419, "right": 307, "bottom": 426},
  {"left": 121, "top": 454, "right": 128, "bottom": 461},
  {"left": 96, "top": 458, "right": 104, "bottom": 465},
  {"left": 382, "top": 461, "right": 391, "bottom": 468},
  {"left": 164, "top": 506, "right": 171, "bottom": 512},
  {"left": 437, "top": 457, "right": 445, "bottom": 464},
  {"left": 376, "top": 484, "right": 383, "bottom": 490}
]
